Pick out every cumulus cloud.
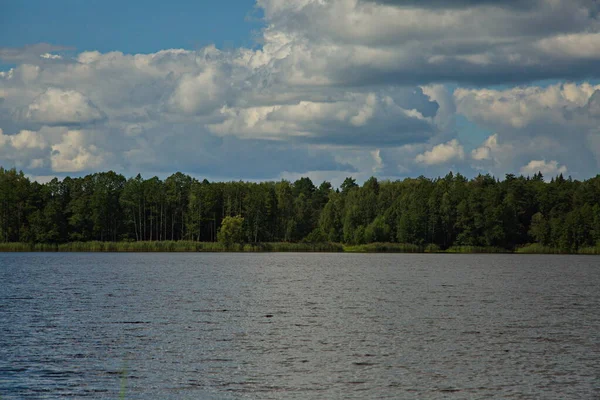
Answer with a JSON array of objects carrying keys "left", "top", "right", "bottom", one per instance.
[
  {"left": 208, "top": 91, "right": 436, "bottom": 146},
  {"left": 415, "top": 139, "right": 465, "bottom": 165},
  {"left": 2, "top": 0, "right": 600, "bottom": 180},
  {"left": 361, "top": 0, "right": 533, "bottom": 9},
  {"left": 256, "top": 0, "right": 600, "bottom": 85},
  {"left": 520, "top": 160, "right": 568, "bottom": 177},
  {"left": 471, "top": 134, "right": 512, "bottom": 162},
  {"left": 0, "top": 128, "right": 50, "bottom": 170},
  {"left": 50, "top": 130, "right": 106, "bottom": 172},
  {"left": 457, "top": 83, "right": 600, "bottom": 177},
  {"left": 455, "top": 83, "right": 600, "bottom": 130},
  {"left": 17, "top": 88, "right": 105, "bottom": 126}
]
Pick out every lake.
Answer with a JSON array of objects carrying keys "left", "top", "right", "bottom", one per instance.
[{"left": 0, "top": 253, "right": 599, "bottom": 399}]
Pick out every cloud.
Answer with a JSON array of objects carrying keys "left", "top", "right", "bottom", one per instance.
[
  {"left": 50, "top": 129, "right": 106, "bottom": 172},
  {"left": 256, "top": 0, "right": 600, "bottom": 86},
  {"left": 371, "top": 149, "right": 383, "bottom": 173},
  {"left": 40, "top": 53, "right": 62, "bottom": 60},
  {"left": 471, "top": 134, "right": 513, "bottom": 162},
  {"left": 415, "top": 139, "right": 465, "bottom": 165},
  {"left": 536, "top": 33, "right": 600, "bottom": 60},
  {"left": 208, "top": 90, "right": 437, "bottom": 146},
  {"left": 0, "top": 128, "right": 50, "bottom": 170},
  {"left": 456, "top": 83, "right": 600, "bottom": 177},
  {"left": 166, "top": 63, "right": 232, "bottom": 115},
  {"left": 455, "top": 83, "right": 600, "bottom": 130},
  {"left": 361, "top": 0, "right": 534, "bottom": 9},
  {"left": 520, "top": 160, "right": 567, "bottom": 177},
  {"left": 17, "top": 88, "right": 105, "bottom": 126},
  {"left": 0, "top": 43, "right": 73, "bottom": 65},
  {"left": 2, "top": 0, "right": 600, "bottom": 180}
]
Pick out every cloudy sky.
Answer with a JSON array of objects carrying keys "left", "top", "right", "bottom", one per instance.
[{"left": 1, "top": 0, "right": 600, "bottom": 185}]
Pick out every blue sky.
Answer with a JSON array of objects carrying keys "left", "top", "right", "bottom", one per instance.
[
  {"left": 1, "top": 0, "right": 262, "bottom": 54},
  {"left": 1, "top": 0, "right": 600, "bottom": 185}
]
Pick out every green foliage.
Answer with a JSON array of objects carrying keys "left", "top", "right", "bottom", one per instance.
[
  {"left": 1, "top": 166, "right": 600, "bottom": 254},
  {"left": 303, "top": 228, "right": 327, "bottom": 243},
  {"left": 424, "top": 243, "right": 441, "bottom": 253},
  {"left": 218, "top": 215, "right": 245, "bottom": 246}
]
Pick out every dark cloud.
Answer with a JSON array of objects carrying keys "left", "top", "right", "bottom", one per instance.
[
  {"left": 298, "top": 118, "right": 435, "bottom": 147},
  {"left": 134, "top": 133, "right": 356, "bottom": 179}
]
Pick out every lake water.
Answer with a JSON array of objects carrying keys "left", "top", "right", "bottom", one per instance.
[{"left": 0, "top": 253, "right": 599, "bottom": 399}]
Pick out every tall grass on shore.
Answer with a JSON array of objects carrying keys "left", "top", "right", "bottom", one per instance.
[
  {"left": 0, "top": 241, "right": 598, "bottom": 254},
  {"left": 445, "top": 245, "right": 509, "bottom": 254},
  {"left": 516, "top": 243, "right": 566, "bottom": 254},
  {"left": 0, "top": 242, "right": 58, "bottom": 252},
  {"left": 0, "top": 241, "right": 343, "bottom": 253},
  {"left": 343, "top": 242, "right": 423, "bottom": 253},
  {"left": 516, "top": 243, "right": 600, "bottom": 255},
  {"left": 578, "top": 246, "right": 600, "bottom": 255}
]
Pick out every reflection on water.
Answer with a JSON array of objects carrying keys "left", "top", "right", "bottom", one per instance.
[{"left": 1, "top": 253, "right": 599, "bottom": 399}]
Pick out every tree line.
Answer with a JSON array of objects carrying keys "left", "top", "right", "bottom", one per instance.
[{"left": 1, "top": 167, "right": 599, "bottom": 252}]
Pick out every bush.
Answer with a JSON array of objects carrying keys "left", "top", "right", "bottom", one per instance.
[{"left": 217, "top": 216, "right": 245, "bottom": 246}]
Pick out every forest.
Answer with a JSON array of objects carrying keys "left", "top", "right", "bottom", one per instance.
[{"left": 1, "top": 167, "right": 599, "bottom": 253}]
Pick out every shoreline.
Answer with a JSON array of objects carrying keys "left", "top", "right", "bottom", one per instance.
[{"left": 0, "top": 242, "right": 598, "bottom": 255}]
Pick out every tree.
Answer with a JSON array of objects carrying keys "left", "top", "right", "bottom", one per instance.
[
  {"left": 218, "top": 215, "right": 244, "bottom": 246},
  {"left": 529, "top": 212, "right": 550, "bottom": 245},
  {"left": 165, "top": 172, "right": 192, "bottom": 241},
  {"left": 276, "top": 180, "right": 295, "bottom": 241},
  {"left": 3, "top": 165, "right": 600, "bottom": 252},
  {"left": 340, "top": 177, "right": 358, "bottom": 194}
]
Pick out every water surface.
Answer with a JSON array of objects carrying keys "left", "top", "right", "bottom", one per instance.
[{"left": 1, "top": 253, "right": 599, "bottom": 399}]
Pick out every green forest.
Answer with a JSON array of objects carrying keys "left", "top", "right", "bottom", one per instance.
[{"left": 1, "top": 167, "right": 600, "bottom": 253}]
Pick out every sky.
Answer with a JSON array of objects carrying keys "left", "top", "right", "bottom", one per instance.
[{"left": 1, "top": 0, "right": 600, "bottom": 186}]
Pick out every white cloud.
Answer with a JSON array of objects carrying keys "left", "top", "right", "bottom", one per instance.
[
  {"left": 50, "top": 130, "right": 106, "bottom": 173},
  {"left": 456, "top": 83, "right": 600, "bottom": 177},
  {"left": 255, "top": 0, "right": 600, "bottom": 85},
  {"left": 371, "top": 149, "right": 383, "bottom": 173},
  {"left": 2, "top": 1, "right": 600, "bottom": 180},
  {"left": 0, "top": 128, "right": 50, "bottom": 170},
  {"left": 40, "top": 53, "right": 62, "bottom": 60},
  {"left": 455, "top": 83, "right": 600, "bottom": 130},
  {"left": 208, "top": 91, "right": 435, "bottom": 145},
  {"left": 421, "top": 84, "right": 455, "bottom": 132},
  {"left": 19, "top": 88, "right": 105, "bottom": 126},
  {"left": 520, "top": 160, "right": 567, "bottom": 177},
  {"left": 166, "top": 65, "right": 229, "bottom": 115},
  {"left": 415, "top": 139, "right": 464, "bottom": 165},
  {"left": 471, "top": 134, "right": 513, "bottom": 162}
]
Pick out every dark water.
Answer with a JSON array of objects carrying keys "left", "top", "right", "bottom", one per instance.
[{"left": 0, "top": 253, "right": 599, "bottom": 399}]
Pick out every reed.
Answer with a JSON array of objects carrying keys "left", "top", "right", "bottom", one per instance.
[
  {"left": 577, "top": 246, "right": 600, "bottom": 255},
  {"left": 515, "top": 244, "right": 566, "bottom": 254},
  {"left": 444, "top": 245, "right": 508, "bottom": 254},
  {"left": 0, "top": 241, "right": 343, "bottom": 252},
  {"left": 343, "top": 242, "right": 423, "bottom": 253},
  {"left": 0, "top": 242, "right": 58, "bottom": 252},
  {"left": 0, "top": 241, "right": 598, "bottom": 254}
]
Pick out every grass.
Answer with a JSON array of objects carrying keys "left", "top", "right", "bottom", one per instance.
[
  {"left": 343, "top": 242, "right": 423, "bottom": 253},
  {"left": 516, "top": 243, "right": 600, "bottom": 255},
  {"left": 578, "top": 246, "right": 600, "bottom": 255},
  {"left": 516, "top": 243, "right": 566, "bottom": 254},
  {"left": 0, "top": 241, "right": 343, "bottom": 253},
  {"left": 444, "top": 245, "right": 509, "bottom": 254},
  {"left": 0, "top": 241, "right": 597, "bottom": 254}
]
